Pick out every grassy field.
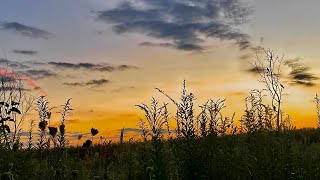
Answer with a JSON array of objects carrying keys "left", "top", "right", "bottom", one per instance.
[{"left": 2, "top": 128, "right": 320, "bottom": 179}]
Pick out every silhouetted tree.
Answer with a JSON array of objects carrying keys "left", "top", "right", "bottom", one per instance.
[{"left": 253, "top": 47, "right": 285, "bottom": 131}]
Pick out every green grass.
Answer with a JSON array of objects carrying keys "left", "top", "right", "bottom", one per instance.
[{"left": 2, "top": 128, "right": 320, "bottom": 179}]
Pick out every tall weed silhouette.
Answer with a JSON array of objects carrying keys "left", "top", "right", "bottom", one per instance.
[
  {"left": 57, "top": 98, "right": 73, "bottom": 147},
  {"left": 35, "top": 96, "right": 52, "bottom": 149},
  {"left": 156, "top": 80, "right": 197, "bottom": 139},
  {"left": 240, "top": 89, "right": 274, "bottom": 133}
]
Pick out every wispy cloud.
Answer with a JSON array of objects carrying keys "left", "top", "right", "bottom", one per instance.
[
  {"left": 0, "top": 58, "right": 30, "bottom": 69},
  {"left": 0, "top": 59, "right": 55, "bottom": 79},
  {"left": 50, "top": 119, "right": 81, "bottom": 127},
  {"left": 0, "top": 66, "right": 47, "bottom": 94},
  {"left": 284, "top": 58, "right": 318, "bottom": 87},
  {"left": 115, "top": 128, "right": 142, "bottom": 133},
  {"left": 0, "top": 58, "right": 138, "bottom": 92},
  {"left": 0, "top": 21, "right": 54, "bottom": 39},
  {"left": 48, "top": 62, "right": 138, "bottom": 72},
  {"left": 5, "top": 60, "right": 138, "bottom": 78},
  {"left": 26, "top": 79, "right": 47, "bottom": 95},
  {"left": 245, "top": 58, "right": 319, "bottom": 87},
  {"left": 64, "top": 79, "right": 110, "bottom": 87},
  {"left": 13, "top": 50, "right": 38, "bottom": 55},
  {"left": 245, "top": 66, "right": 264, "bottom": 74},
  {"left": 112, "top": 86, "right": 135, "bottom": 93},
  {"left": 139, "top": 41, "right": 203, "bottom": 51},
  {"left": 96, "top": 0, "right": 252, "bottom": 51},
  {"left": 18, "top": 69, "right": 57, "bottom": 79}
]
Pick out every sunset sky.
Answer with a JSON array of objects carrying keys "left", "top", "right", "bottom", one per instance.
[{"left": 1, "top": 0, "right": 320, "bottom": 140}]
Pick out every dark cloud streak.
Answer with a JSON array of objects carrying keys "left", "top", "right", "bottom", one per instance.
[
  {"left": 284, "top": 59, "right": 318, "bottom": 87},
  {"left": 18, "top": 69, "right": 57, "bottom": 79},
  {"left": 0, "top": 58, "right": 30, "bottom": 69},
  {"left": 48, "top": 62, "right": 138, "bottom": 72},
  {"left": 96, "top": 0, "right": 252, "bottom": 51},
  {"left": 64, "top": 79, "right": 110, "bottom": 87},
  {"left": 245, "top": 66, "right": 264, "bottom": 74},
  {"left": 245, "top": 58, "right": 318, "bottom": 87},
  {"left": 0, "top": 22, "right": 54, "bottom": 39},
  {"left": 13, "top": 50, "right": 38, "bottom": 55}
]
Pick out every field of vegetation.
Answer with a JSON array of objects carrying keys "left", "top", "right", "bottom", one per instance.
[
  {"left": 2, "top": 129, "right": 320, "bottom": 179},
  {"left": 1, "top": 48, "right": 320, "bottom": 180}
]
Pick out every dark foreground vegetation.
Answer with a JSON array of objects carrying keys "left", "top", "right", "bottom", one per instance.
[{"left": 2, "top": 129, "right": 320, "bottom": 179}]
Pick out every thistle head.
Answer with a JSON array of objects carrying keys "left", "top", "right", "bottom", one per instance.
[
  {"left": 48, "top": 126, "right": 58, "bottom": 137},
  {"left": 91, "top": 128, "right": 99, "bottom": 136},
  {"left": 38, "top": 121, "right": 48, "bottom": 131}
]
